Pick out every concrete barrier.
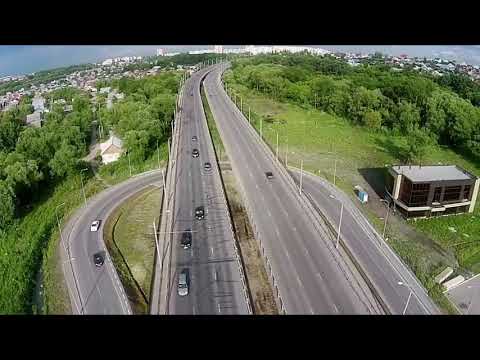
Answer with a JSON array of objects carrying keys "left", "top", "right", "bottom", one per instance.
[
  {"left": 443, "top": 275, "right": 465, "bottom": 291},
  {"left": 435, "top": 267, "right": 454, "bottom": 285}
]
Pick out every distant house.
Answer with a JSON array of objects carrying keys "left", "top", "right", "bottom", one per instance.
[
  {"left": 99, "top": 87, "right": 111, "bottom": 94},
  {"left": 32, "top": 95, "right": 45, "bottom": 112},
  {"left": 99, "top": 134, "right": 124, "bottom": 164},
  {"left": 26, "top": 111, "right": 42, "bottom": 128},
  {"left": 64, "top": 104, "right": 73, "bottom": 113}
]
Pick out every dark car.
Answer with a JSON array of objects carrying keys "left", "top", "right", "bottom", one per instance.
[
  {"left": 204, "top": 162, "right": 212, "bottom": 171},
  {"left": 192, "top": 149, "right": 199, "bottom": 158},
  {"left": 181, "top": 230, "right": 192, "bottom": 249},
  {"left": 93, "top": 252, "right": 104, "bottom": 267},
  {"left": 265, "top": 171, "right": 274, "bottom": 179},
  {"left": 195, "top": 206, "right": 205, "bottom": 220},
  {"left": 192, "top": 136, "right": 198, "bottom": 142}
]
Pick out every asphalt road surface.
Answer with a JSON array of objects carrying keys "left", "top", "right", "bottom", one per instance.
[
  {"left": 163, "top": 68, "right": 250, "bottom": 314},
  {"left": 446, "top": 274, "right": 480, "bottom": 314},
  {"left": 204, "top": 64, "right": 385, "bottom": 314},
  {"left": 60, "top": 170, "right": 163, "bottom": 314},
  {"left": 288, "top": 168, "right": 440, "bottom": 314}
]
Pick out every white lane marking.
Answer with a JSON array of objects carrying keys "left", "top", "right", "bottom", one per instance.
[
  {"left": 217, "top": 303, "right": 221, "bottom": 313},
  {"left": 210, "top": 247, "right": 214, "bottom": 256}
]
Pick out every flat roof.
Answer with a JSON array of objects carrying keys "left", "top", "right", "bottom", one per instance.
[{"left": 391, "top": 165, "right": 475, "bottom": 182}]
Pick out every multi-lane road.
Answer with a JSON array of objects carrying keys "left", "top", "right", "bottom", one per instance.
[
  {"left": 204, "top": 64, "right": 385, "bottom": 314},
  {"left": 60, "top": 170, "right": 163, "bottom": 314},
  {"left": 288, "top": 168, "right": 439, "bottom": 314},
  {"left": 61, "top": 61, "right": 440, "bottom": 315},
  {"left": 156, "top": 67, "right": 250, "bottom": 314}
]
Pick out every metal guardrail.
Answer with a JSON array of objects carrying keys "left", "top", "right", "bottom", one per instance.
[{"left": 206, "top": 65, "right": 286, "bottom": 314}]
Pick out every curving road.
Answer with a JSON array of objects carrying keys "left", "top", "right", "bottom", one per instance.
[{"left": 60, "top": 170, "right": 163, "bottom": 314}]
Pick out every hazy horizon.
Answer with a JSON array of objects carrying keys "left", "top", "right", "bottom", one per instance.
[{"left": 1, "top": 45, "right": 480, "bottom": 78}]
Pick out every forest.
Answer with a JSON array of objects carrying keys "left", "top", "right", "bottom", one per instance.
[{"left": 229, "top": 53, "right": 480, "bottom": 163}]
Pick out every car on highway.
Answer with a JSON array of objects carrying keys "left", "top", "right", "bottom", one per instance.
[
  {"left": 192, "top": 135, "right": 198, "bottom": 142},
  {"left": 204, "top": 162, "right": 212, "bottom": 171},
  {"left": 178, "top": 269, "right": 189, "bottom": 296},
  {"left": 192, "top": 149, "right": 199, "bottom": 158},
  {"left": 181, "top": 230, "right": 192, "bottom": 249},
  {"left": 265, "top": 171, "right": 274, "bottom": 179},
  {"left": 195, "top": 206, "right": 205, "bottom": 220},
  {"left": 90, "top": 220, "right": 101, "bottom": 232},
  {"left": 93, "top": 252, "right": 104, "bottom": 267}
]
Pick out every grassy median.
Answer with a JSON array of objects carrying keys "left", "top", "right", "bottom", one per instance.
[{"left": 103, "top": 185, "right": 161, "bottom": 314}]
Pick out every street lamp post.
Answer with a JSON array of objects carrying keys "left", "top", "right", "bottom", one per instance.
[
  {"left": 300, "top": 160, "right": 303, "bottom": 195},
  {"left": 380, "top": 199, "right": 390, "bottom": 240},
  {"left": 333, "top": 157, "right": 337, "bottom": 186},
  {"left": 398, "top": 281, "right": 413, "bottom": 315},
  {"left": 127, "top": 151, "right": 132, "bottom": 177},
  {"left": 80, "top": 168, "right": 88, "bottom": 208},
  {"left": 466, "top": 285, "right": 480, "bottom": 314},
  {"left": 55, "top": 202, "right": 66, "bottom": 245},
  {"left": 329, "top": 194, "right": 344, "bottom": 249},
  {"left": 157, "top": 140, "right": 161, "bottom": 169},
  {"left": 276, "top": 132, "right": 279, "bottom": 160}
]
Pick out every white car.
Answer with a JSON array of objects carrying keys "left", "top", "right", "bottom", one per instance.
[{"left": 90, "top": 220, "right": 101, "bottom": 232}]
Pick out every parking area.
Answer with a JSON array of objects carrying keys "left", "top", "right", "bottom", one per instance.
[{"left": 445, "top": 274, "right": 480, "bottom": 314}]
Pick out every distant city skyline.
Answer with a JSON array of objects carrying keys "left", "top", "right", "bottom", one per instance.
[{"left": 1, "top": 45, "right": 480, "bottom": 77}]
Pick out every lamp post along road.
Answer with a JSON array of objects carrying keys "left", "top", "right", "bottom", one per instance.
[
  {"left": 300, "top": 160, "right": 303, "bottom": 195},
  {"left": 127, "top": 151, "right": 132, "bottom": 177},
  {"left": 80, "top": 168, "right": 88, "bottom": 208},
  {"left": 333, "top": 157, "right": 337, "bottom": 185},
  {"left": 398, "top": 281, "right": 413, "bottom": 315},
  {"left": 56, "top": 202, "right": 66, "bottom": 245},
  {"left": 276, "top": 132, "right": 279, "bottom": 160},
  {"left": 329, "top": 194, "right": 344, "bottom": 250}
]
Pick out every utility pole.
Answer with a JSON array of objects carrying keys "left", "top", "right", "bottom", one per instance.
[
  {"left": 157, "top": 140, "right": 160, "bottom": 169},
  {"left": 128, "top": 151, "right": 132, "bottom": 177},
  {"left": 80, "top": 168, "right": 88, "bottom": 208},
  {"left": 56, "top": 203, "right": 66, "bottom": 244},
  {"left": 153, "top": 220, "right": 162, "bottom": 264},
  {"left": 248, "top": 106, "right": 251, "bottom": 124},
  {"left": 241, "top": 97, "right": 243, "bottom": 113},
  {"left": 300, "top": 160, "right": 303, "bottom": 195},
  {"left": 276, "top": 132, "right": 279, "bottom": 160},
  {"left": 334, "top": 157, "right": 337, "bottom": 185},
  {"left": 285, "top": 137, "right": 288, "bottom": 166},
  {"left": 382, "top": 202, "right": 390, "bottom": 239},
  {"left": 161, "top": 168, "right": 166, "bottom": 201},
  {"left": 260, "top": 117, "right": 263, "bottom": 139},
  {"left": 336, "top": 202, "right": 344, "bottom": 249}
]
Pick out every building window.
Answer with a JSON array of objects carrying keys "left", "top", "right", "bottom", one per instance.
[
  {"left": 443, "top": 186, "right": 462, "bottom": 202},
  {"left": 463, "top": 185, "right": 471, "bottom": 200},
  {"left": 409, "top": 182, "right": 430, "bottom": 206},
  {"left": 433, "top": 187, "right": 442, "bottom": 202}
]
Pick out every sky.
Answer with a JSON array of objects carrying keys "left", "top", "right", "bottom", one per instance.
[{"left": 1, "top": 45, "right": 480, "bottom": 77}]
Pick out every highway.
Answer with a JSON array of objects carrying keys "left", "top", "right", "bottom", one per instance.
[
  {"left": 204, "top": 64, "right": 383, "bottom": 314},
  {"left": 60, "top": 170, "right": 163, "bottom": 314},
  {"left": 288, "top": 168, "right": 440, "bottom": 314},
  {"left": 158, "top": 67, "right": 250, "bottom": 314}
]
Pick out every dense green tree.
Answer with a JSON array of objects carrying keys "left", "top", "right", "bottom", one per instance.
[{"left": 0, "top": 180, "right": 15, "bottom": 231}]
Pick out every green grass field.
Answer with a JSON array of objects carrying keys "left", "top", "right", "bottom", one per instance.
[
  {"left": 225, "top": 74, "right": 479, "bottom": 313},
  {"left": 103, "top": 185, "right": 161, "bottom": 314}
]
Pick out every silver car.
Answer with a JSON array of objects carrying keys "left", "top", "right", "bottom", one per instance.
[{"left": 178, "top": 269, "right": 189, "bottom": 296}]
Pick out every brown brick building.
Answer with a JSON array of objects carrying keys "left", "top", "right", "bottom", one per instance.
[{"left": 386, "top": 165, "right": 479, "bottom": 219}]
